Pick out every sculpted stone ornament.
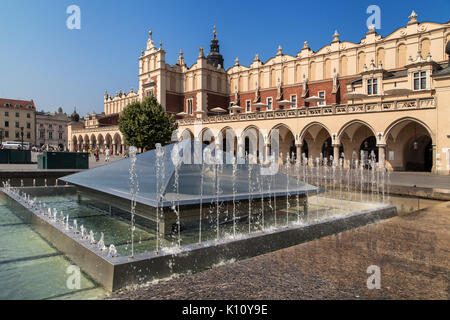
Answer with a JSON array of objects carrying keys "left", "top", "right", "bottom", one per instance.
[
  {"left": 277, "top": 78, "right": 282, "bottom": 100},
  {"left": 199, "top": 47, "right": 205, "bottom": 58},
  {"left": 332, "top": 68, "right": 339, "bottom": 94},
  {"left": 301, "top": 74, "right": 308, "bottom": 98},
  {"left": 254, "top": 81, "right": 260, "bottom": 103},
  {"left": 234, "top": 86, "right": 239, "bottom": 105}
]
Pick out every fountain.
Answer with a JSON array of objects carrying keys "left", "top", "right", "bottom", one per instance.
[{"left": 0, "top": 139, "right": 397, "bottom": 292}]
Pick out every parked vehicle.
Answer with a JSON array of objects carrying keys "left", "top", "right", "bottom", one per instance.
[{"left": 2, "top": 141, "right": 30, "bottom": 150}]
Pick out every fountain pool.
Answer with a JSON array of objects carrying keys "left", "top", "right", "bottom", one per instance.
[
  {"left": 0, "top": 141, "right": 397, "bottom": 293},
  {"left": 0, "top": 192, "right": 108, "bottom": 299}
]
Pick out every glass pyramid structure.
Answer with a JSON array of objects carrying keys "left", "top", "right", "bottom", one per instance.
[{"left": 60, "top": 140, "right": 319, "bottom": 208}]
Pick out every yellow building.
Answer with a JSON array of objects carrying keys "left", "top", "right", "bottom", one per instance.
[
  {"left": 68, "top": 11, "right": 450, "bottom": 174},
  {"left": 0, "top": 98, "right": 36, "bottom": 146}
]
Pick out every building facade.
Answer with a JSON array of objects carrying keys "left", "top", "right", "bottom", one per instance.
[
  {"left": 68, "top": 12, "right": 450, "bottom": 174},
  {"left": 35, "top": 107, "right": 71, "bottom": 150},
  {"left": 0, "top": 98, "right": 36, "bottom": 146}
]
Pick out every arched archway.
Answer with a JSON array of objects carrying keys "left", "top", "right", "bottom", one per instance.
[
  {"left": 90, "top": 134, "right": 97, "bottom": 149},
  {"left": 83, "top": 135, "right": 90, "bottom": 150},
  {"left": 338, "top": 120, "right": 376, "bottom": 164},
  {"left": 105, "top": 134, "right": 113, "bottom": 151},
  {"left": 270, "top": 124, "right": 296, "bottom": 163},
  {"left": 218, "top": 127, "right": 237, "bottom": 155},
  {"left": 199, "top": 128, "right": 215, "bottom": 145},
  {"left": 299, "top": 122, "right": 332, "bottom": 161},
  {"left": 180, "top": 129, "right": 194, "bottom": 141},
  {"left": 72, "top": 136, "right": 78, "bottom": 152},
  {"left": 384, "top": 118, "right": 433, "bottom": 172},
  {"left": 242, "top": 125, "right": 263, "bottom": 162},
  {"left": 97, "top": 134, "right": 105, "bottom": 151},
  {"left": 113, "top": 133, "right": 122, "bottom": 155},
  {"left": 78, "top": 136, "right": 83, "bottom": 151}
]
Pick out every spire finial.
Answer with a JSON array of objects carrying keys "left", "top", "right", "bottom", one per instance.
[
  {"left": 213, "top": 25, "right": 217, "bottom": 38},
  {"left": 408, "top": 10, "right": 418, "bottom": 25},
  {"left": 149, "top": 29, "right": 153, "bottom": 39},
  {"left": 332, "top": 30, "right": 340, "bottom": 42}
]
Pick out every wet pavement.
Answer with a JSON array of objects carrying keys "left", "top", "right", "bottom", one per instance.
[{"left": 110, "top": 201, "right": 450, "bottom": 300}]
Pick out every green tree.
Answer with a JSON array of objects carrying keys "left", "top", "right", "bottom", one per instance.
[{"left": 119, "top": 96, "right": 178, "bottom": 150}]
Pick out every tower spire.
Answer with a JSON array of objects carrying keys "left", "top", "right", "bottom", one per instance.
[{"left": 206, "top": 25, "right": 224, "bottom": 68}]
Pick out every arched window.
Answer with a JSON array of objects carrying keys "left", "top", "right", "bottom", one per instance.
[
  {"left": 143, "top": 59, "right": 148, "bottom": 73},
  {"left": 357, "top": 52, "right": 366, "bottom": 73},
  {"left": 377, "top": 48, "right": 385, "bottom": 67},
  {"left": 296, "top": 65, "right": 302, "bottom": 83},
  {"left": 397, "top": 44, "right": 406, "bottom": 67},
  {"left": 270, "top": 69, "right": 276, "bottom": 87},
  {"left": 283, "top": 66, "right": 289, "bottom": 84},
  {"left": 193, "top": 74, "right": 198, "bottom": 90},
  {"left": 207, "top": 74, "right": 212, "bottom": 90},
  {"left": 324, "top": 59, "right": 331, "bottom": 79},
  {"left": 309, "top": 61, "right": 316, "bottom": 81},
  {"left": 239, "top": 76, "right": 244, "bottom": 92},
  {"left": 249, "top": 73, "right": 255, "bottom": 90},
  {"left": 340, "top": 56, "right": 348, "bottom": 76},
  {"left": 259, "top": 72, "right": 264, "bottom": 88},
  {"left": 420, "top": 39, "right": 430, "bottom": 60},
  {"left": 184, "top": 76, "right": 189, "bottom": 92}
]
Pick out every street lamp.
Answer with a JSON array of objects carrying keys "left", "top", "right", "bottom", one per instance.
[{"left": 20, "top": 127, "right": 24, "bottom": 150}]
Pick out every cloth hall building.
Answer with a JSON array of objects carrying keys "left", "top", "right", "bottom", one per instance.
[{"left": 68, "top": 12, "right": 450, "bottom": 174}]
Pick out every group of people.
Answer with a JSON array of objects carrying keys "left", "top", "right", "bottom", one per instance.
[{"left": 87, "top": 147, "right": 114, "bottom": 162}]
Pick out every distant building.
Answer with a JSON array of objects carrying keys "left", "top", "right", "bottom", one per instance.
[
  {"left": 35, "top": 107, "right": 70, "bottom": 150},
  {"left": 0, "top": 98, "right": 36, "bottom": 145},
  {"left": 69, "top": 12, "right": 450, "bottom": 174}
]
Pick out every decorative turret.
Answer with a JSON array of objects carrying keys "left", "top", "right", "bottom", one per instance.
[
  {"left": 408, "top": 10, "right": 418, "bottom": 25},
  {"left": 206, "top": 25, "right": 224, "bottom": 69},
  {"left": 332, "top": 30, "right": 340, "bottom": 43},
  {"left": 276, "top": 45, "right": 283, "bottom": 56},
  {"left": 70, "top": 107, "right": 80, "bottom": 122},
  {"left": 147, "top": 29, "right": 156, "bottom": 51},
  {"left": 177, "top": 48, "right": 185, "bottom": 66}
]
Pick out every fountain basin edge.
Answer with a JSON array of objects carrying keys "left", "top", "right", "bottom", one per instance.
[{"left": 1, "top": 187, "right": 397, "bottom": 292}]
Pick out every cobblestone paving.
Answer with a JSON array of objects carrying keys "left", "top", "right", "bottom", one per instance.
[{"left": 110, "top": 201, "right": 450, "bottom": 300}]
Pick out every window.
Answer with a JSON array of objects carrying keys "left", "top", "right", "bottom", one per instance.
[
  {"left": 414, "top": 72, "right": 426, "bottom": 90},
  {"left": 40, "top": 123, "right": 43, "bottom": 127},
  {"left": 48, "top": 124, "right": 53, "bottom": 129},
  {"left": 15, "top": 112, "right": 19, "bottom": 117},
  {"left": 267, "top": 97, "right": 273, "bottom": 111},
  {"left": 4, "top": 121, "right": 8, "bottom": 128},
  {"left": 291, "top": 95, "right": 297, "bottom": 108},
  {"left": 59, "top": 132, "right": 63, "bottom": 140},
  {"left": 27, "top": 113, "right": 30, "bottom": 118},
  {"left": 186, "top": 99, "right": 193, "bottom": 115},
  {"left": 4, "top": 112, "right": 8, "bottom": 117},
  {"left": 367, "top": 78, "right": 378, "bottom": 95},
  {"left": 26, "top": 132, "right": 31, "bottom": 139},
  {"left": 318, "top": 91, "right": 326, "bottom": 106},
  {"left": 48, "top": 131, "right": 53, "bottom": 139},
  {"left": 229, "top": 102, "right": 235, "bottom": 115},
  {"left": 15, "top": 132, "right": 19, "bottom": 138},
  {"left": 4, "top": 131, "right": 8, "bottom": 138},
  {"left": 40, "top": 131, "right": 45, "bottom": 139},
  {"left": 146, "top": 89, "right": 154, "bottom": 97},
  {"left": 26, "top": 122, "right": 31, "bottom": 129},
  {"left": 15, "top": 122, "right": 19, "bottom": 128},
  {"left": 59, "top": 125, "right": 62, "bottom": 129},
  {"left": 246, "top": 100, "right": 251, "bottom": 113}
]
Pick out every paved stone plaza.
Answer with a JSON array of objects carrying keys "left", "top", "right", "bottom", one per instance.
[{"left": 110, "top": 200, "right": 450, "bottom": 300}]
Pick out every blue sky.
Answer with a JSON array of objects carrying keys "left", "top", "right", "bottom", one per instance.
[{"left": 0, "top": 0, "right": 449, "bottom": 115}]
